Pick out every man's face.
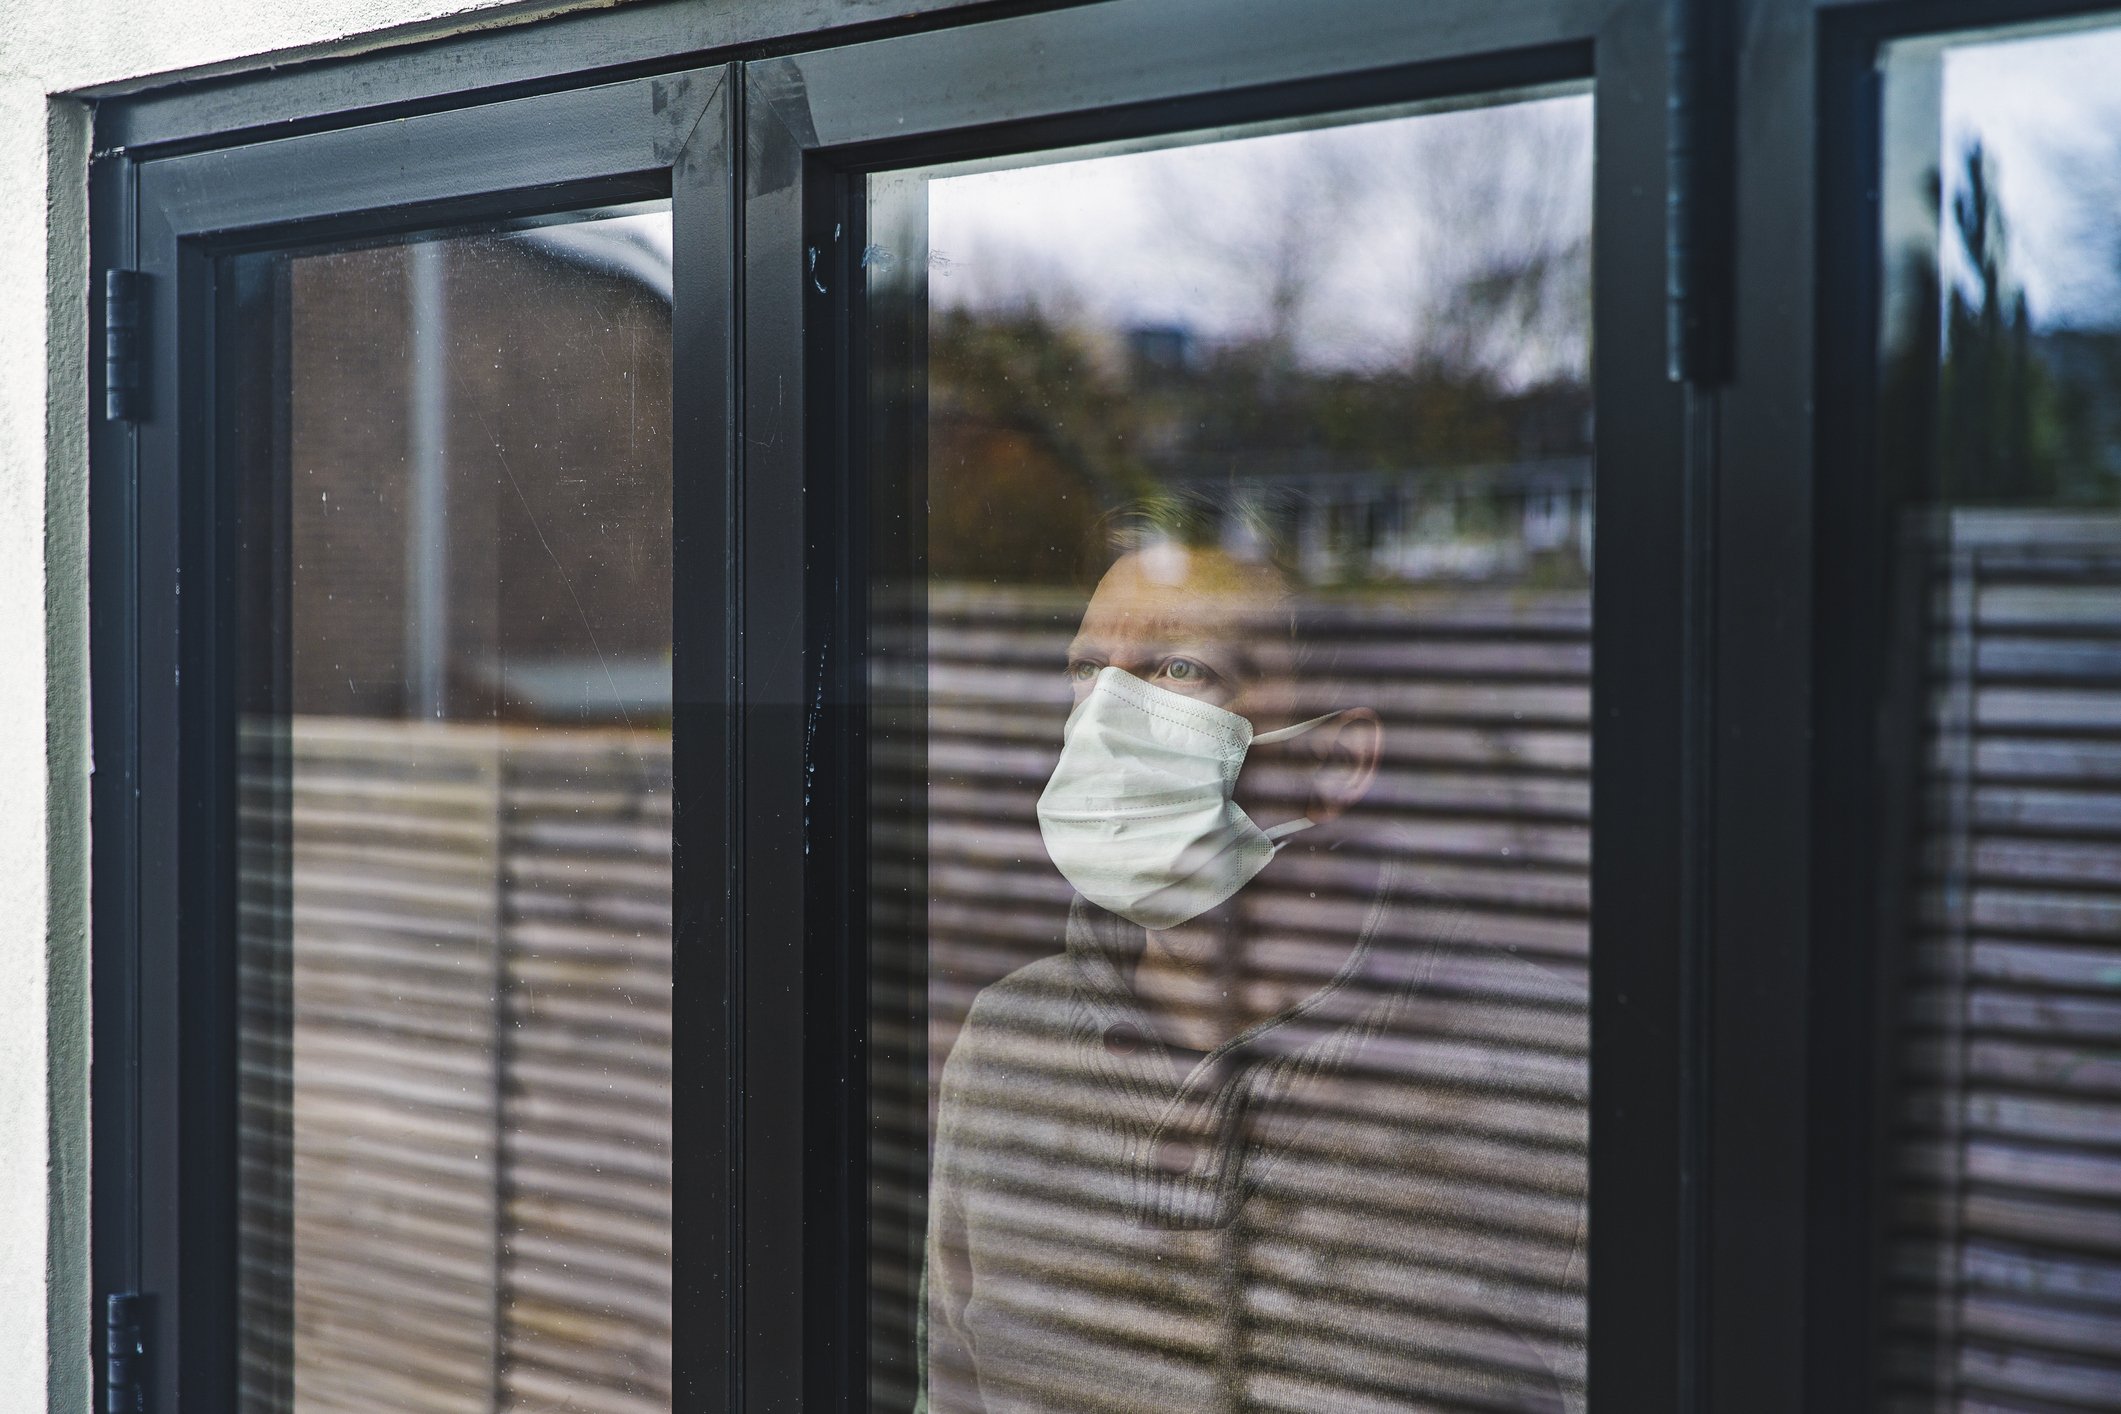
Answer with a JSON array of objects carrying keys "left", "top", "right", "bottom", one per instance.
[
  {"left": 1064, "top": 541, "right": 1299, "bottom": 728},
  {"left": 1057, "top": 539, "right": 1382, "bottom": 962},
  {"left": 1062, "top": 542, "right": 1308, "bottom": 963}
]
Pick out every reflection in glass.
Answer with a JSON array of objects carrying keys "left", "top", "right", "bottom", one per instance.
[
  {"left": 866, "top": 95, "right": 1594, "bottom": 1412},
  {"left": 226, "top": 209, "right": 674, "bottom": 1413},
  {"left": 1879, "top": 25, "right": 2121, "bottom": 1410}
]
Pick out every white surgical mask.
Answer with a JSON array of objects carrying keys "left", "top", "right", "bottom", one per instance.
[{"left": 1037, "top": 666, "right": 1340, "bottom": 930}]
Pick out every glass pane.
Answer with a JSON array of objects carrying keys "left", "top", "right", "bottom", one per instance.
[
  {"left": 1877, "top": 24, "right": 2121, "bottom": 1410},
  {"left": 865, "top": 94, "right": 1594, "bottom": 1412},
  {"left": 226, "top": 207, "right": 674, "bottom": 1413}
]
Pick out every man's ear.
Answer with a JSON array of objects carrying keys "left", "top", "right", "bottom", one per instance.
[{"left": 1306, "top": 707, "right": 1382, "bottom": 822}]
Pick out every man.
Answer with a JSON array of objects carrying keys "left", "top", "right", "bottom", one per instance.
[{"left": 922, "top": 495, "right": 1586, "bottom": 1413}]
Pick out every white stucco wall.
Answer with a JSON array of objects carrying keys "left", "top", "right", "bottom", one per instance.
[{"left": 0, "top": 2, "right": 606, "bottom": 1407}]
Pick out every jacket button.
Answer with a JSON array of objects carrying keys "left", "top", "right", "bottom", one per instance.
[
  {"left": 1102, "top": 1024, "right": 1144, "bottom": 1057},
  {"left": 1153, "top": 1138, "right": 1197, "bottom": 1175}
]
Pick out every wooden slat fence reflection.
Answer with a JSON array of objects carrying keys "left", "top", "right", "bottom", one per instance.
[
  {"left": 237, "top": 720, "right": 671, "bottom": 1414},
  {"left": 874, "top": 584, "right": 1593, "bottom": 1413},
  {"left": 1884, "top": 513, "right": 2121, "bottom": 1412},
  {"left": 237, "top": 580, "right": 1602, "bottom": 1412}
]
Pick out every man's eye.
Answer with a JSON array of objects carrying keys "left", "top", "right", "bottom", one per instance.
[
  {"left": 1067, "top": 660, "right": 1101, "bottom": 683},
  {"left": 1162, "top": 658, "right": 1208, "bottom": 683}
]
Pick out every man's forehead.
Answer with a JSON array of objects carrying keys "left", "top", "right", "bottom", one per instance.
[{"left": 1072, "top": 545, "right": 1292, "bottom": 645}]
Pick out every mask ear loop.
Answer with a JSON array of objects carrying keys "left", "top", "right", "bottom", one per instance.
[
  {"left": 1261, "top": 817, "right": 1315, "bottom": 844},
  {"left": 1251, "top": 709, "right": 1344, "bottom": 745},
  {"left": 1249, "top": 710, "right": 1346, "bottom": 847}
]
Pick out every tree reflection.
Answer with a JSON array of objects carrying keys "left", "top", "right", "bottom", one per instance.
[{"left": 924, "top": 99, "right": 1596, "bottom": 591}]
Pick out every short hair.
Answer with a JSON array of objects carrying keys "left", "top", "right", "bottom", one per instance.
[
  {"left": 1088, "top": 487, "right": 1306, "bottom": 591},
  {"left": 1084, "top": 487, "right": 1328, "bottom": 680}
]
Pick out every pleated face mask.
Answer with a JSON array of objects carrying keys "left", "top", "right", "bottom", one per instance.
[{"left": 1036, "top": 665, "right": 1341, "bottom": 930}]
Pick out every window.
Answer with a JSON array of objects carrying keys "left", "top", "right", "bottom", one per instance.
[
  {"left": 91, "top": 72, "right": 731, "bottom": 1412},
  {"left": 1871, "top": 20, "right": 2121, "bottom": 1407},
  {"left": 864, "top": 95, "right": 1597, "bottom": 1412},
  {"left": 224, "top": 208, "right": 676, "bottom": 1413},
  {"left": 741, "top": 9, "right": 1686, "bottom": 1405}
]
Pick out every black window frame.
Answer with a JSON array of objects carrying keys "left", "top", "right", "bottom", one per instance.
[
  {"left": 1800, "top": 2, "right": 2121, "bottom": 1410},
  {"left": 98, "top": 0, "right": 2117, "bottom": 1407},
  {"left": 735, "top": 5, "right": 1687, "bottom": 1409},
  {"left": 89, "top": 67, "right": 740, "bottom": 1414}
]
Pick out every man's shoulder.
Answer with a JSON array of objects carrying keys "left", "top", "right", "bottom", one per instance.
[
  {"left": 934, "top": 951, "right": 1094, "bottom": 1109},
  {"left": 955, "top": 951, "right": 1088, "bottom": 1033}
]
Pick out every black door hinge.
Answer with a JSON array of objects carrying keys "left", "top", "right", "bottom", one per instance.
[
  {"left": 103, "top": 269, "right": 147, "bottom": 423},
  {"left": 105, "top": 1292, "right": 147, "bottom": 1413}
]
